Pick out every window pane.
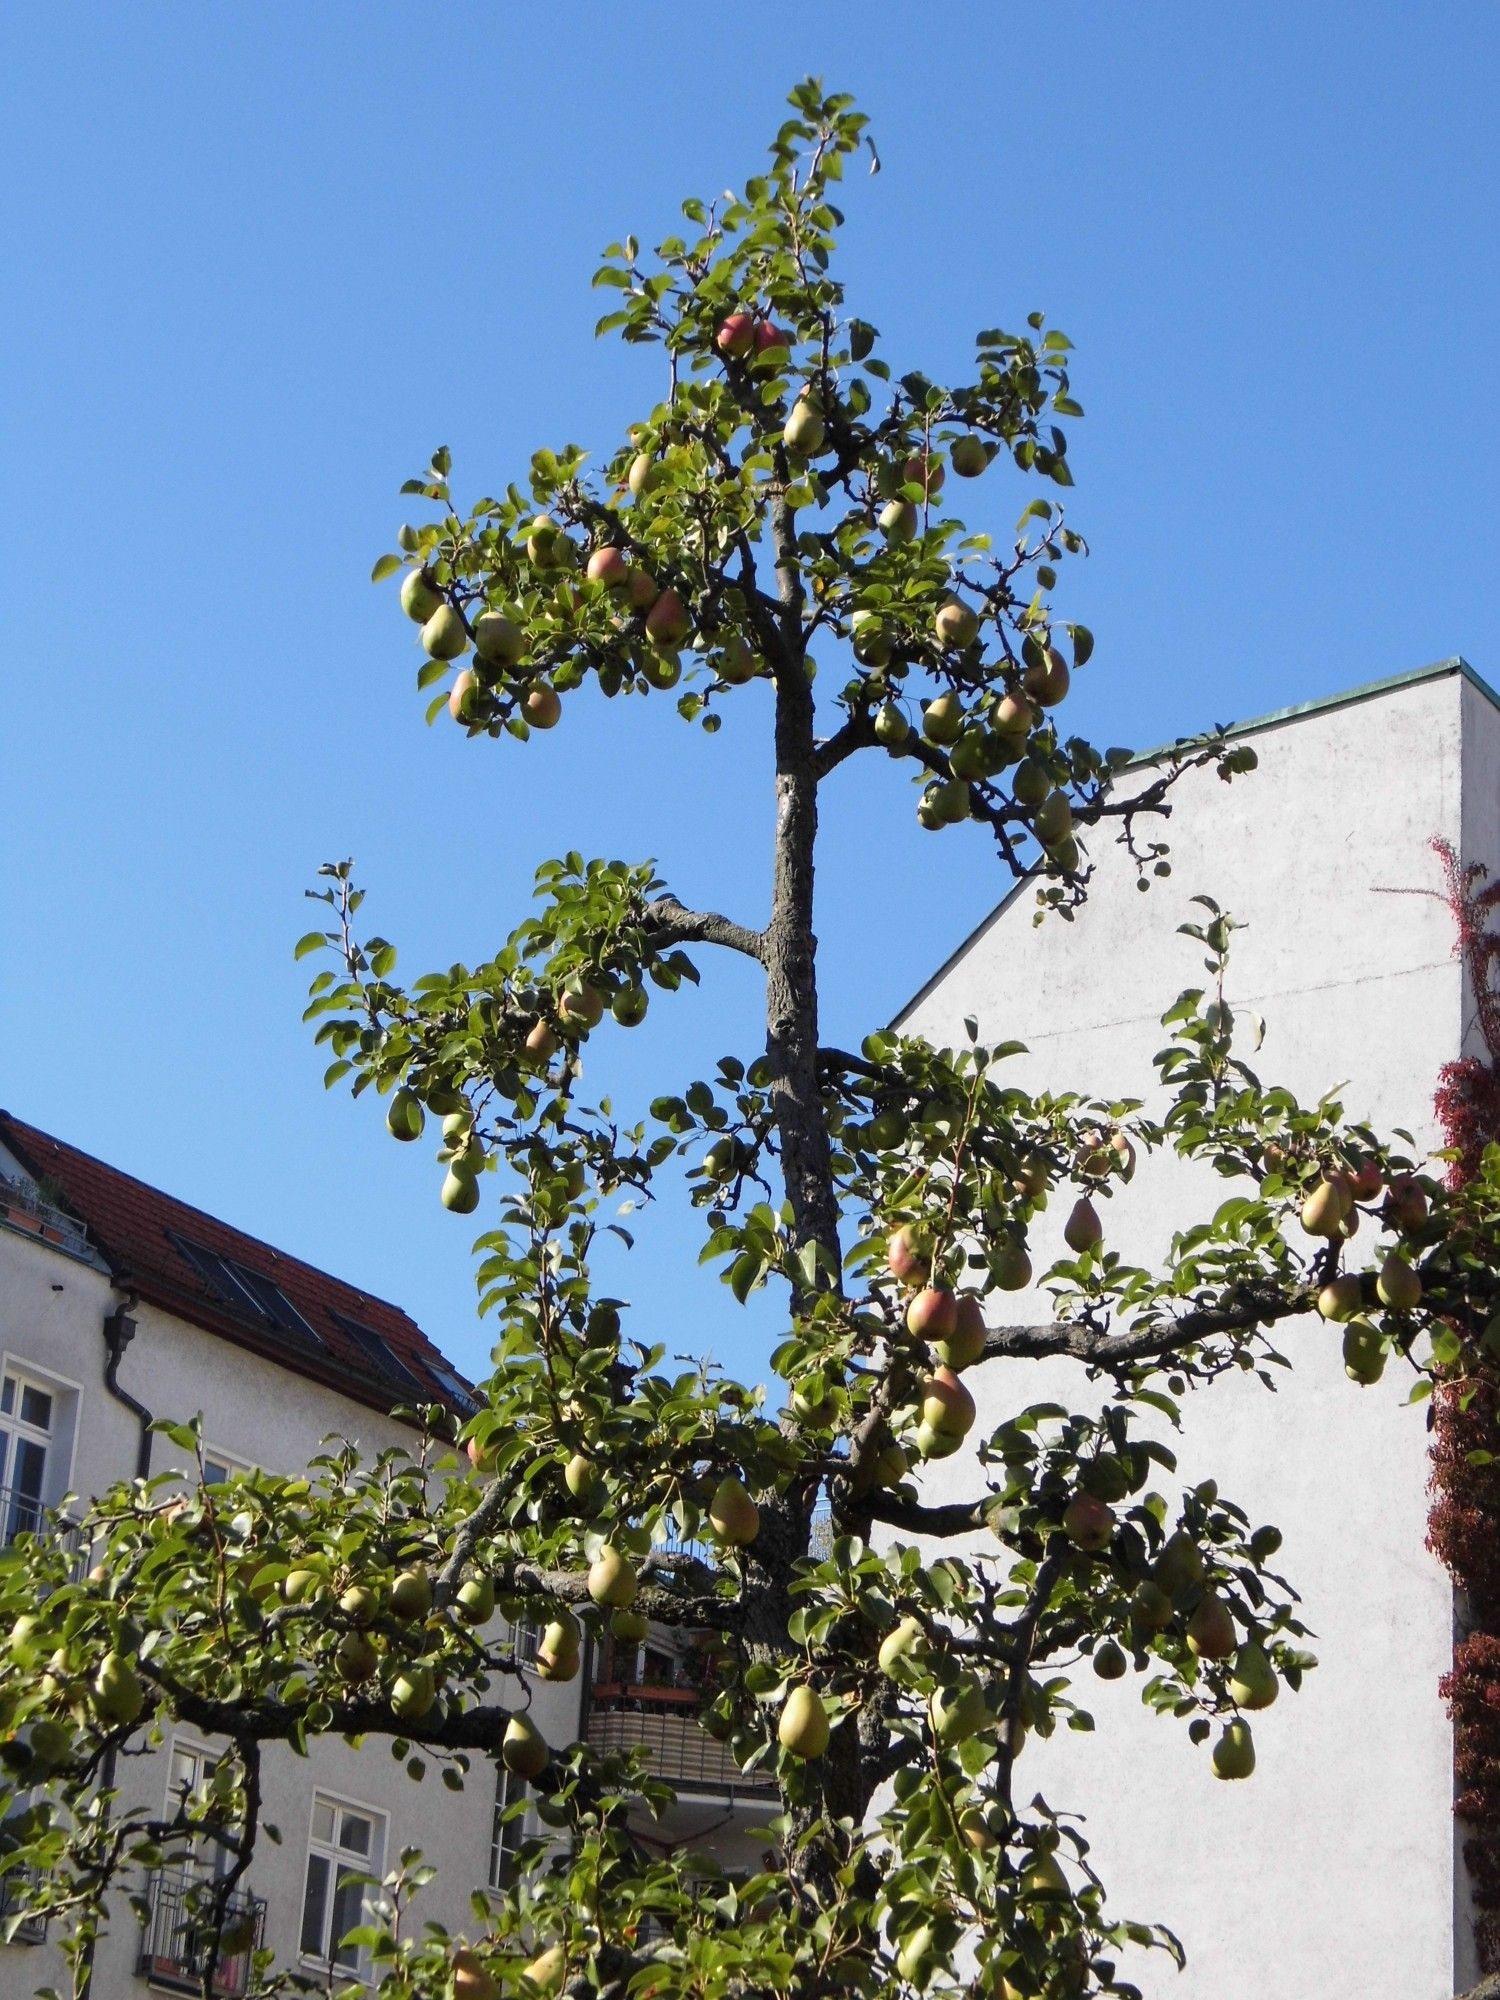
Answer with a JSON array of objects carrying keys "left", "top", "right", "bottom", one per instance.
[
  {"left": 169, "top": 1748, "right": 199, "bottom": 1803},
  {"left": 18, "top": 1386, "right": 51, "bottom": 1431},
  {"left": 1, "top": 1377, "right": 13, "bottom": 1416},
  {"left": 329, "top": 1867, "right": 365, "bottom": 1968},
  {"left": 311, "top": 1799, "right": 334, "bottom": 1845},
  {"left": 202, "top": 1458, "right": 229, "bottom": 1486},
  {"left": 299, "top": 1852, "right": 330, "bottom": 1958},
  {"left": 12, "top": 1439, "right": 45, "bottom": 1502},
  {"left": 338, "top": 1810, "right": 372, "bottom": 1858}
]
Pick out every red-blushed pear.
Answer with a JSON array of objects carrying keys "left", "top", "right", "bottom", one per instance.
[
  {"left": 502, "top": 1711, "right": 550, "bottom": 1779},
  {"left": 560, "top": 982, "right": 605, "bottom": 1030},
  {"left": 934, "top": 1292, "right": 987, "bottom": 1370},
  {"left": 625, "top": 566, "right": 659, "bottom": 611},
  {"left": 1386, "top": 1174, "right": 1429, "bottom": 1232},
  {"left": 949, "top": 433, "right": 988, "bottom": 477},
  {"left": 1317, "top": 1274, "right": 1363, "bottom": 1321},
  {"left": 1377, "top": 1252, "right": 1422, "bottom": 1311},
  {"left": 905, "top": 1286, "right": 958, "bottom": 1341},
  {"left": 879, "top": 498, "right": 919, "bottom": 542},
  {"left": 991, "top": 1239, "right": 1033, "bottom": 1291},
  {"left": 1063, "top": 1197, "right": 1102, "bottom": 1253},
  {"left": 421, "top": 605, "right": 469, "bottom": 661},
  {"left": 1061, "top": 1493, "right": 1115, "bottom": 1552},
  {"left": 708, "top": 1474, "right": 760, "bottom": 1548},
  {"left": 645, "top": 588, "right": 691, "bottom": 648},
  {"left": 588, "top": 1544, "right": 637, "bottom": 1608},
  {"left": 753, "top": 318, "right": 791, "bottom": 352},
  {"left": 448, "top": 669, "right": 478, "bottom": 723},
  {"left": 1347, "top": 1157, "right": 1384, "bottom": 1203},
  {"left": 783, "top": 394, "right": 827, "bottom": 455},
  {"left": 452, "top": 1949, "right": 499, "bottom": 2000},
  {"left": 473, "top": 611, "right": 525, "bottom": 664},
  {"left": 993, "top": 692, "right": 1036, "bottom": 741},
  {"left": 1186, "top": 1593, "right": 1236, "bottom": 1660},
  {"left": 716, "top": 311, "right": 756, "bottom": 357},
  {"left": 1228, "top": 1640, "right": 1280, "bottom": 1710},
  {"left": 922, "top": 692, "right": 964, "bottom": 744},
  {"left": 903, "top": 451, "right": 944, "bottom": 497},
  {"left": 1211, "top": 1718, "right": 1256, "bottom": 1780},
  {"left": 466, "top": 1434, "right": 499, "bottom": 1476},
  {"left": 920, "top": 1365, "right": 976, "bottom": 1439},
  {"left": 525, "top": 1019, "right": 559, "bottom": 1063},
  {"left": 717, "top": 633, "right": 757, "bottom": 684},
  {"left": 886, "top": 1224, "right": 931, "bottom": 1286},
  {"left": 400, "top": 568, "right": 444, "bottom": 623},
  {"left": 522, "top": 684, "right": 561, "bottom": 730},
  {"left": 778, "top": 1683, "right": 830, "bottom": 1759},
  {"left": 1024, "top": 648, "right": 1071, "bottom": 707},
  {"left": 385, "top": 1088, "right": 424, "bottom": 1142},
  {"left": 586, "top": 546, "right": 632, "bottom": 590},
  {"left": 934, "top": 598, "right": 980, "bottom": 649}
]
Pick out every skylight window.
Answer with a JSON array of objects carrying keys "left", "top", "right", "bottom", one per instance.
[
  {"left": 327, "top": 1313, "right": 426, "bottom": 1395},
  {"left": 426, "top": 1364, "right": 480, "bottom": 1415},
  {"left": 169, "top": 1234, "right": 325, "bottom": 1352}
]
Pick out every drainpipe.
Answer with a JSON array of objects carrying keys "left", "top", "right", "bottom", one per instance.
[
  {"left": 102, "top": 1297, "right": 152, "bottom": 1481},
  {"left": 79, "top": 1298, "right": 153, "bottom": 2000}
]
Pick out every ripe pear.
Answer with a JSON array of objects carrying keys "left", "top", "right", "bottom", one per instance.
[
  {"left": 929, "top": 1676, "right": 988, "bottom": 1746},
  {"left": 878, "top": 1615, "right": 927, "bottom": 1678},
  {"left": 400, "top": 569, "right": 443, "bottom": 623},
  {"left": 391, "top": 1568, "right": 433, "bottom": 1621},
  {"left": 1023, "top": 649, "right": 1070, "bottom": 707},
  {"left": 611, "top": 1607, "right": 648, "bottom": 1643},
  {"left": 522, "top": 684, "right": 561, "bottom": 730},
  {"left": 92, "top": 1651, "right": 144, "bottom": 1727},
  {"left": 950, "top": 434, "right": 988, "bottom": 477},
  {"left": 1063, "top": 1197, "right": 1102, "bottom": 1253},
  {"left": 502, "top": 1711, "right": 550, "bottom": 1778},
  {"left": 1343, "top": 1319, "right": 1386, "bottom": 1384},
  {"left": 1155, "top": 1531, "right": 1205, "bottom": 1592},
  {"left": 385, "top": 1088, "right": 425, "bottom": 1143},
  {"left": 994, "top": 692, "right": 1036, "bottom": 740},
  {"left": 922, "top": 692, "right": 964, "bottom": 744},
  {"left": 913, "top": 1419, "right": 962, "bottom": 1460},
  {"left": 852, "top": 613, "right": 893, "bottom": 667},
  {"left": 519, "top": 1944, "right": 566, "bottom": 1994},
  {"left": 1211, "top": 1718, "right": 1256, "bottom": 1780},
  {"left": 645, "top": 588, "right": 691, "bottom": 648},
  {"left": 1131, "top": 1580, "right": 1174, "bottom": 1632},
  {"left": 1228, "top": 1640, "right": 1280, "bottom": 1710},
  {"left": 560, "top": 982, "right": 605, "bottom": 1029},
  {"left": 525, "top": 1020, "right": 559, "bottom": 1064},
  {"left": 1033, "top": 791, "right": 1074, "bottom": 847},
  {"left": 904, "top": 451, "right": 944, "bottom": 497},
  {"left": 1376, "top": 1253, "right": 1422, "bottom": 1311},
  {"left": 1061, "top": 1493, "right": 1115, "bottom": 1552},
  {"left": 873, "top": 701, "right": 910, "bottom": 746},
  {"left": 905, "top": 1287, "right": 958, "bottom": 1342},
  {"left": 718, "top": 633, "right": 757, "bottom": 684},
  {"left": 708, "top": 1475, "right": 760, "bottom": 1548},
  {"left": 1316, "top": 1274, "right": 1362, "bottom": 1321},
  {"left": 1186, "top": 1593, "right": 1236, "bottom": 1660},
  {"left": 784, "top": 396, "right": 827, "bottom": 455},
  {"left": 627, "top": 452, "right": 658, "bottom": 497},
  {"left": 335, "top": 1630, "right": 380, "bottom": 1682},
  {"left": 339, "top": 1583, "right": 381, "bottom": 1626},
  {"left": 390, "top": 1665, "right": 436, "bottom": 1720},
  {"left": 886, "top": 1224, "right": 931, "bottom": 1285},
  {"left": 1020, "top": 1851, "right": 1070, "bottom": 1899},
  {"left": 1387, "top": 1175, "right": 1429, "bottom": 1232},
  {"left": 447, "top": 670, "right": 479, "bottom": 723},
  {"left": 1301, "top": 1178, "right": 1351, "bottom": 1238},
  {"left": 716, "top": 311, "right": 756, "bottom": 358},
  {"left": 588, "top": 1545, "right": 637, "bottom": 1608},
  {"left": 991, "top": 1240, "right": 1033, "bottom": 1291},
  {"left": 778, "top": 1683, "right": 830, "bottom": 1759},
  {"left": 880, "top": 498, "right": 919, "bottom": 542},
  {"left": 1092, "top": 1639, "right": 1127, "bottom": 1680},
  {"left": 441, "top": 1166, "right": 480, "bottom": 1214},
  {"left": 421, "top": 605, "right": 469, "bottom": 660},
  {"left": 456, "top": 1575, "right": 496, "bottom": 1625},
  {"left": 536, "top": 1614, "right": 581, "bottom": 1681},
  {"left": 473, "top": 611, "right": 525, "bottom": 664},
  {"left": 934, "top": 598, "right": 980, "bottom": 649},
  {"left": 452, "top": 1949, "right": 500, "bottom": 2000},
  {"left": 919, "top": 1366, "right": 976, "bottom": 1438},
  {"left": 934, "top": 1293, "right": 987, "bottom": 1370}
]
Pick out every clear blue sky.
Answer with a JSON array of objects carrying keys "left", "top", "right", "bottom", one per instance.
[{"left": 3, "top": 5, "right": 1496, "bottom": 1393}]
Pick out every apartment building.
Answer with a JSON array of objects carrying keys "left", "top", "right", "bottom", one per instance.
[{"left": 0, "top": 1110, "right": 765, "bottom": 1993}]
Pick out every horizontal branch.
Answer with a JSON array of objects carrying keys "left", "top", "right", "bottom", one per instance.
[
  {"left": 981, "top": 1286, "right": 1312, "bottom": 1369},
  {"left": 642, "top": 893, "right": 767, "bottom": 964}
]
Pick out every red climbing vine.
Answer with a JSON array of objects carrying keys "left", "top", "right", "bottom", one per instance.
[{"left": 1427, "top": 837, "right": 1500, "bottom": 1972}]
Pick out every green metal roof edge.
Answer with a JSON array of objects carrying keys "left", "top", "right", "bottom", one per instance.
[{"left": 890, "top": 654, "right": 1488, "bottom": 1030}]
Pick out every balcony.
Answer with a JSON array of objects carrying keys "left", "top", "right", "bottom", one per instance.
[
  {"left": 0, "top": 1485, "right": 84, "bottom": 1566},
  {"left": 585, "top": 1684, "right": 775, "bottom": 1798},
  {"left": 0, "top": 1868, "right": 46, "bottom": 1945},
  {"left": 139, "top": 1872, "right": 265, "bottom": 1996},
  {"left": 0, "top": 1178, "right": 89, "bottom": 1255}
]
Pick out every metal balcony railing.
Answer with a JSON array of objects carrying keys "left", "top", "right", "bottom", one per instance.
[
  {"left": 0, "top": 1486, "right": 84, "bottom": 1566},
  {"left": 0, "top": 1178, "right": 89, "bottom": 1253},
  {"left": 0, "top": 1868, "right": 46, "bottom": 1944},
  {"left": 138, "top": 1872, "right": 265, "bottom": 1996},
  {"left": 586, "top": 1685, "right": 776, "bottom": 1797}
]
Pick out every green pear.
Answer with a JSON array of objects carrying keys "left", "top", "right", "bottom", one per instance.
[
  {"left": 877, "top": 1615, "right": 927, "bottom": 1679},
  {"left": 880, "top": 499, "right": 919, "bottom": 542},
  {"left": 1186, "top": 1593, "right": 1236, "bottom": 1660},
  {"left": 778, "top": 1684, "right": 830, "bottom": 1759},
  {"left": 611, "top": 1606, "right": 649, "bottom": 1643},
  {"left": 934, "top": 599, "right": 980, "bottom": 649},
  {"left": 1155, "top": 1530, "right": 1204, "bottom": 1591},
  {"left": 335, "top": 1630, "right": 380, "bottom": 1682},
  {"left": 717, "top": 634, "right": 757, "bottom": 683},
  {"left": 92, "top": 1651, "right": 144, "bottom": 1727},
  {"left": 1020, "top": 1851, "right": 1070, "bottom": 1899},
  {"left": 399, "top": 570, "right": 442, "bottom": 623},
  {"left": 385, "top": 1088, "right": 425, "bottom": 1142},
  {"left": 922, "top": 692, "right": 964, "bottom": 744},
  {"left": 928, "top": 1676, "right": 988, "bottom": 1746},
  {"left": 1092, "top": 1639, "right": 1127, "bottom": 1680},
  {"left": 390, "top": 1568, "right": 433, "bottom": 1621},
  {"left": 453, "top": 1948, "right": 501, "bottom": 2000},
  {"left": 474, "top": 612, "right": 525, "bottom": 665},
  {"left": 708, "top": 1475, "right": 760, "bottom": 1548},
  {"left": 588, "top": 1545, "right": 637, "bottom": 1608},
  {"left": 564, "top": 1452, "right": 599, "bottom": 1502},
  {"left": 873, "top": 702, "right": 910, "bottom": 746},
  {"left": 441, "top": 1166, "right": 480, "bottom": 1214},
  {"left": 784, "top": 396, "right": 827, "bottom": 455},
  {"left": 1063, "top": 1198, "right": 1102, "bottom": 1253},
  {"left": 502, "top": 1711, "right": 549, "bottom": 1777},
  {"left": 1228, "top": 1641, "right": 1280, "bottom": 1710},
  {"left": 1317, "top": 1274, "right": 1363, "bottom": 1321},
  {"left": 390, "top": 1664, "right": 436, "bottom": 1720},
  {"left": 852, "top": 613, "right": 893, "bottom": 667},
  {"left": 421, "top": 604, "right": 469, "bottom": 660},
  {"left": 339, "top": 1584, "right": 381, "bottom": 1626},
  {"left": 950, "top": 434, "right": 988, "bottom": 477},
  {"left": 1211, "top": 1718, "right": 1255, "bottom": 1780},
  {"left": 1376, "top": 1253, "right": 1422, "bottom": 1311},
  {"left": 1343, "top": 1319, "right": 1386, "bottom": 1384},
  {"left": 456, "top": 1575, "right": 496, "bottom": 1625}
]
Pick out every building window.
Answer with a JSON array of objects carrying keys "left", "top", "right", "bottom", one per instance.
[
  {"left": 327, "top": 1313, "right": 427, "bottom": 1395},
  {"left": 426, "top": 1363, "right": 480, "bottom": 1414},
  {"left": 169, "top": 1234, "right": 325, "bottom": 1353},
  {"left": 0, "top": 1369, "right": 53, "bottom": 1543},
  {"left": 299, "top": 1795, "right": 384, "bottom": 1976},
  {"left": 165, "top": 1743, "right": 230, "bottom": 1876},
  {"left": 200, "top": 1450, "right": 252, "bottom": 1489},
  {"left": 489, "top": 1765, "right": 529, "bottom": 1890}
]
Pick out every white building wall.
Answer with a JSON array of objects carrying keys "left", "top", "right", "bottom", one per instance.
[
  {"left": 0, "top": 1213, "right": 575, "bottom": 1996},
  {"left": 897, "top": 667, "right": 1475, "bottom": 2000}
]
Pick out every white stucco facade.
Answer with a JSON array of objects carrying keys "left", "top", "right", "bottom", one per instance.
[{"left": 897, "top": 660, "right": 1492, "bottom": 1999}]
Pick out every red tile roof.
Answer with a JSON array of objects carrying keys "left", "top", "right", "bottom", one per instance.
[{"left": 0, "top": 1109, "right": 472, "bottom": 1422}]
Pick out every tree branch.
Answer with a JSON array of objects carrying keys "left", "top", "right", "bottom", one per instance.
[
  {"left": 979, "top": 1285, "right": 1311, "bottom": 1369},
  {"left": 642, "top": 894, "right": 767, "bottom": 964}
]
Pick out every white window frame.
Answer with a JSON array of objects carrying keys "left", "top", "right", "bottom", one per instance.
[
  {"left": 0, "top": 1356, "right": 81, "bottom": 1535},
  {"left": 163, "top": 1739, "right": 232, "bottom": 1879},
  {"left": 489, "top": 1762, "right": 531, "bottom": 1890},
  {"left": 299, "top": 1790, "right": 386, "bottom": 1980},
  {"left": 199, "top": 1446, "right": 254, "bottom": 1488}
]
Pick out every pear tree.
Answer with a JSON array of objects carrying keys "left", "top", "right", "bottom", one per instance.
[{"left": 6, "top": 79, "right": 1500, "bottom": 2000}]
